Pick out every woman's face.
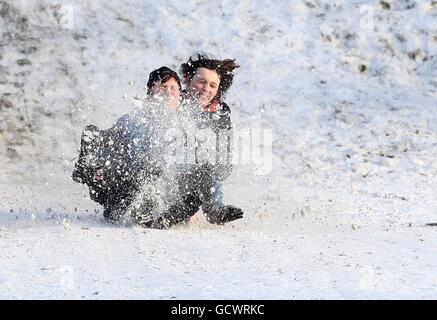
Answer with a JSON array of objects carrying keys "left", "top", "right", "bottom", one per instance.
[
  {"left": 187, "top": 67, "right": 220, "bottom": 107},
  {"left": 151, "top": 77, "right": 180, "bottom": 110}
]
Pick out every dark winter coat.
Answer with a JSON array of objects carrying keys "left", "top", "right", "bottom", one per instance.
[
  {"left": 72, "top": 99, "right": 235, "bottom": 223},
  {"left": 175, "top": 100, "right": 234, "bottom": 181},
  {"left": 72, "top": 105, "right": 168, "bottom": 207}
]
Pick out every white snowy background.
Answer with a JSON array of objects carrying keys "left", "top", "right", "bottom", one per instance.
[{"left": 1, "top": 0, "right": 437, "bottom": 299}]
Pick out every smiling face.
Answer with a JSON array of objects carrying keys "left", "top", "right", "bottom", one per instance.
[
  {"left": 186, "top": 67, "right": 220, "bottom": 107},
  {"left": 150, "top": 77, "right": 180, "bottom": 111}
]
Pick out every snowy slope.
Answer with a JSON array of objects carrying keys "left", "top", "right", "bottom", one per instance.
[{"left": 1, "top": 0, "right": 437, "bottom": 298}]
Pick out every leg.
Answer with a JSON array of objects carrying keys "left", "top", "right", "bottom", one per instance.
[
  {"left": 154, "top": 193, "right": 202, "bottom": 229},
  {"left": 200, "top": 173, "right": 244, "bottom": 225},
  {"left": 103, "top": 202, "right": 128, "bottom": 224},
  {"left": 152, "top": 172, "right": 202, "bottom": 229}
]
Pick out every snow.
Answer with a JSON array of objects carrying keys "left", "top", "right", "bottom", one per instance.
[{"left": 1, "top": 0, "right": 437, "bottom": 299}]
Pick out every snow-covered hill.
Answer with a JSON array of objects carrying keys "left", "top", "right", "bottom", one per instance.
[{"left": 1, "top": 0, "right": 437, "bottom": 299}]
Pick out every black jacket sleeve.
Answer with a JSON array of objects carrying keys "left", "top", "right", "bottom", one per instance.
[{"left": 210, "top": 102, "right": 233, "bottom": 181}]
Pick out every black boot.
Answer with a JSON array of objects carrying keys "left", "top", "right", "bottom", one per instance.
[
  {"left": 198, "top": 174, "right": 243, "bottom": 225},
  {"left": 204, "top": 205, "right": 244, "bottom": 225}
]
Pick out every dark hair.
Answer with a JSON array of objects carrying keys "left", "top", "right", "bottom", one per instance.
[
  {"left": 180, "top": 53, "right": 239, "bottom": 100},
  {"left": 147, "top": 66, "right": 181, "bottom": 94}
]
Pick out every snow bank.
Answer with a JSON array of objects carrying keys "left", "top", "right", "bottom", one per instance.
[{"left": 1, "top": 0, "right": 437, "bottom": 299}]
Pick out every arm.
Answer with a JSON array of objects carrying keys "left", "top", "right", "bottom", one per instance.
[{"left": 213, "top": 102, "right": 233, "bottom": 181}]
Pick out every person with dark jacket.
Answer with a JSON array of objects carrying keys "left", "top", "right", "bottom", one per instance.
[
  {"left": 73, "top": 59, "right": 243, "bottom": 229},
  {"left": 154, "top": 53, "right": 244, "bottom": 228},
  {"left": 72, "top": 66, "right": 182, "bottom": 224}
]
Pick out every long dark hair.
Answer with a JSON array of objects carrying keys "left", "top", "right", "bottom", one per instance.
[{"left": 180, "top": 53, "right": 239, "bottom": 100}]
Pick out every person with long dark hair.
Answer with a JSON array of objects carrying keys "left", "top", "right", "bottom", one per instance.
[{"left": 154, "top": 53, "right": 244, "bottom": 228}]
